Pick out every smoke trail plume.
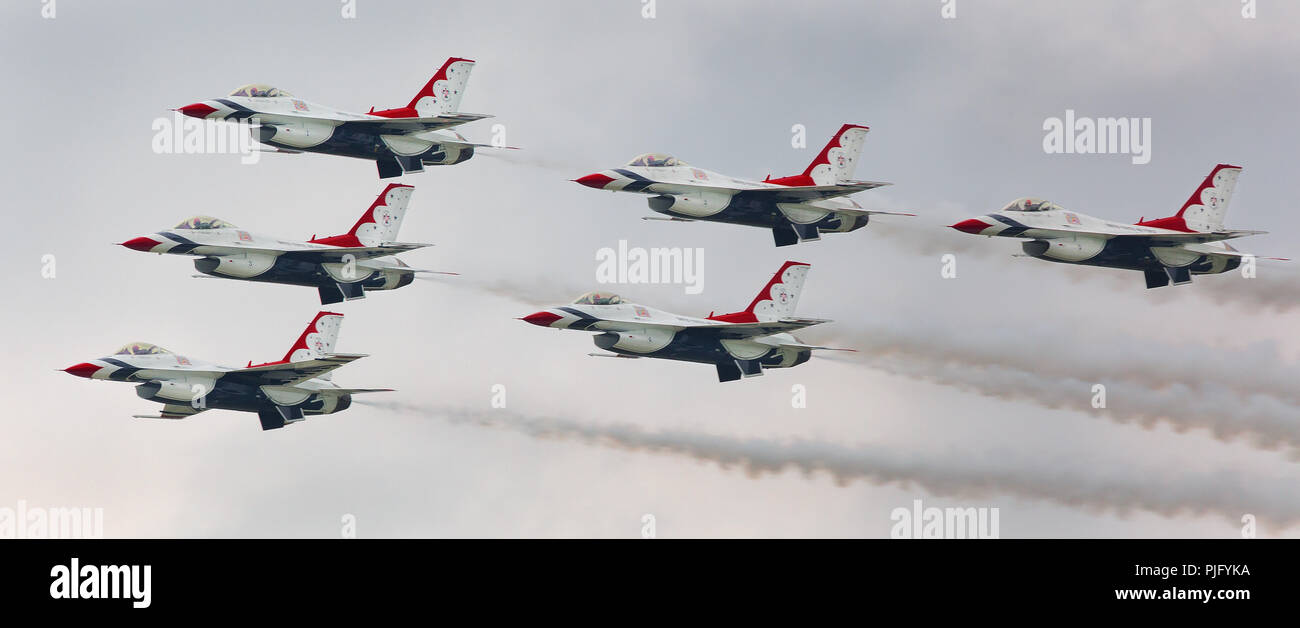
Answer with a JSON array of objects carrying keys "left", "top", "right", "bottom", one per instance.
[
  {"left": 453, "top": 270, "right": 1300, "bottom": 454},
  {"left": 820, "top": 326, "right": 1300, "bottom": 456},
  {"left": 356, "top": 400, "right": 1300, "bottom": 528}
]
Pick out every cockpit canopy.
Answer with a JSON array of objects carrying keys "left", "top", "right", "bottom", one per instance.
[
  {"left": 228, "top": 84, "right": 293, "bottom": 98},
  {"left": 174, "top": 215, "right": 236, "bottom": 230},
  {"left": 572, "top": 291, "right": 624, "bottom": 305},
  {"left": 114, "top": 342, "right": 172, "bottom": 356},
  {"left": 1001, "top": 198, "right": 1063, "bottom": 213},
  {"left": 626, "top": 153, "right": 686, "bottom": 168}
]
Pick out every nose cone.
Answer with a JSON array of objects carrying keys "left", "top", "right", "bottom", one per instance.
[
  {"left": 120, "top": 236, "right": 161, "bottom": 252},
  {"left": 949, "top": 218, "right": 993, "bottom": 235},
  {"left": 63, "top": 362, "right": 101, "bottom": 379},
  {"left": 573, "top": 173, "right": 615, "bottom": 190},
  {"left": 519, "top": 311, "right": 563, "bottom": 327},
  {"left": 176, "top": 102, "right": 217, "bottom": 119}
]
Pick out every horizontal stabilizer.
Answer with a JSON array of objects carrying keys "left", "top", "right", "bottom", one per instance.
[
  {"left": 320, "top": 387, "right": 394, "bottom": 395},
  {"left": 838, "top": 208, "right": 917, "bottom": 217},
  {"left": 134, "top": 404, "right": 207, "bottom": 420},
  {"left": 439, "top": 139, "right": 520, "bottom": 151},
  {"left": 776, "top": 342, "right": 857, "bottom": 352}
]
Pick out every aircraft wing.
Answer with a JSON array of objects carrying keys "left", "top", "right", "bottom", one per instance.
[
  {"left": 769, "top": 341, "right": 856, "bottom": 352},
  {"left": 643, "top": 180, "right": 889, "bottom": 202},
  {"left": 227, "top": 353, "right": 368, "bottom": 386},
  {"left": 1021, "top": 228, "right": 1266, "bottom": 244},
  {"left": 133, "top": 404, "right": 209, "bottom": 420},
  {"left": 615, "top": 317, "right": 832, "bottom": 338},
  {"left": 281, "top": 243, "right": 432, "bottom": 261},
  {"left": 734, "top": 181, "right": 892, "bottom": 202},
  {"left": 704, "top": 317, "right": 833, "bottom": 338},
  {"left": 258, "top": 111, "right": 491, "bottom": 134},
  {"left": 191, "top": 242, "right": 430, "bottom": 261},
  {"left": 318, "top": 387, "right": 394, "bottom": 395},
  {"left": 1119, "top": 230, "right": 1268, "bottom": 244},
  {"left": 836, "top": 208, "right": 917, "bottom": 217}
]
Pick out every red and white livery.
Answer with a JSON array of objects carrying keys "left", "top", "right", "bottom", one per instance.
[
  {"left": 520, "top": 262, "right": 851, "bottom": 382},
  {"left": 63, "top": 312, "right": 390, "bottom": 431},
  {"left": 574, "top": 124, "right": 910, "bottom": 247},
  {"left": 120, "top": 184, "right": 445, "bottom": 304},
  {"left": 176, "top": 57, "right": 507, "bottom": 179},
  {"left": 949, "top": 164, "right": 1283, "bottom": 288}
]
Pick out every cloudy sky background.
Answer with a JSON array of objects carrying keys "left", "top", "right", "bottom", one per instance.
[{"left": 3, "top": 0, "right": 1299, "bottom": 537}]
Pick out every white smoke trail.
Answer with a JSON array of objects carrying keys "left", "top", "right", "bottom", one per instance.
[
  {"left": 449, "top": 271, "right": 1300, "bottom": 454},
  {"left": 355, "top": 400, "right": 1300, "bottom": 528}
]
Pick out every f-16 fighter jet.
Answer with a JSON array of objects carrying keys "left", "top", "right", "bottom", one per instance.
[
  {"left": 175, "top": 57, "right": 498, "bottom": 178},
  {"left": 62, "top": 312, "right": 389, "bottom": 431},
  {"left": 949, "top": 164, "right": 1283, "bottom": 288},
  {"left": 519, "top": 261, "right": 849, "bottom": 382},
  {"left": 572, "top": 124, "right": 909, "bottom": 247},
  {"left": 120, "top": 184, "right": 440, "bottom": 305}
]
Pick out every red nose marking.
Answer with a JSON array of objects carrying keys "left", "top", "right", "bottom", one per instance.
[
  {"left": 949, "top": 218, "right": 992, "bottom": 235},
  {"left": 573, "top": 173, "right": 615, "bottom": 189},
  {"left": 520, "top": 311, "right": 563, "bottom": 327},
  {"left": 120, "top": 236, "right": 161, "bottom": 252},
  {"left": 176, "top": 103, "right": 217, "bottom": 119},
  {"left": 63, "top": 363, "right": 101, "bottom": 379}
]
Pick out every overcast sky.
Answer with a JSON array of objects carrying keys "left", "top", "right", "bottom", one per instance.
[{"left": 3, "top": 0, "right": 1299, "bottom": 538}]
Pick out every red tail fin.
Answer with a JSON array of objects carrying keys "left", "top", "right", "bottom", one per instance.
[
  {"left": 1137, "top": 164, "right": 1242, "bottom": 232},
  {"left": 767, "top": 124, "right": 870, "bottom": 187},
  {"left": 281, "top": 312, "right": 344, "bottom": 363},
  {"left": 310, "top": 184, "right": 414, "bottom": 248},
  {"left": 708, "top": 261, "right": 811, "bottom": 323},
  {"left": 371, "top": 57, "right": 476, "bottom": 118}
]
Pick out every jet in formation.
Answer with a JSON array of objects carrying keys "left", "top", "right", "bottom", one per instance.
[
  {"left": 62, "top": 312, "right": 388, "bottom": 431},
  {"left": 573, "top": 124, "right": 911, "bottom": 247},
  {"left": 176, "top": 57, "right": 501, "bottom": 179},
  {"left": 119, "top": 183, "right": 443, "bottom": 304},
  {"left": 520, "top": 261, "right": 850, "bottom": 382},
  {"left": 949, "top": 164, "right": 1283, "bottom": 288}
]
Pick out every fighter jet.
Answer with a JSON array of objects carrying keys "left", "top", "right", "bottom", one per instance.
[
  {"left": 119, "top": 183, "right": 443, "bottom": 304},
  {"left": 175, "top": 57, "right": 499, "bottom": 179},
  {"left": 949, "top": 164, "right": 1283, "bottom": 288},
  {"left": 573, "top": 124, "right": 910, "bottom": 247},
  {"left": 520, "top": 261, "right": 849, "bottom": 382},
  {"left": 62, "top": 312, "right": 389, "bottom": 431}
]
